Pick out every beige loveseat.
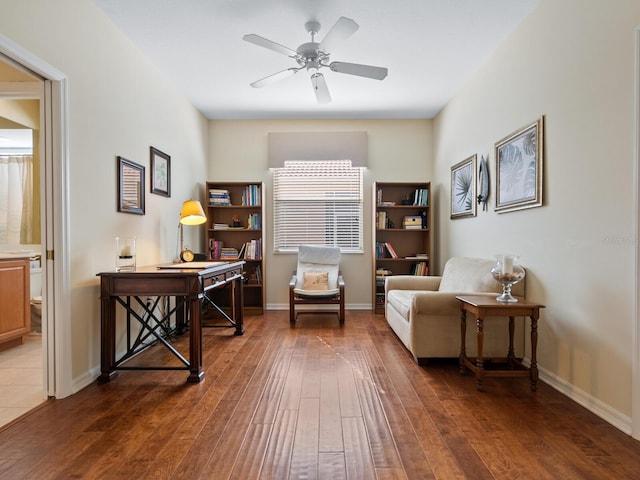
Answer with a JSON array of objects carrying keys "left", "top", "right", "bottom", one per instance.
[{"left": 385, "top": 257, "right": 525, "bottom": 364}]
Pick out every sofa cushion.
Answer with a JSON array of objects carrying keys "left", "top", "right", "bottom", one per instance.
[
  {"left": 387, "top": 290, "right": 419, "bottom": 319},
  {"left": 438, "top": 257, "right": 499, "bottom": 293}
]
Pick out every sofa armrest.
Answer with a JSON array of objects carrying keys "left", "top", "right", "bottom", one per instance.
[{"left": 385, "top": 275, "right": 441, "bottom": 294}]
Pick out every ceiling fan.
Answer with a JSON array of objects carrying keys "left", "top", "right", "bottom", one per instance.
[{"left": 243, "top": 16, "right": 388, "bottom": 104}]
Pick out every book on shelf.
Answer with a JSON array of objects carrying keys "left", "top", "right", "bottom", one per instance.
[
  {"left": 376, "top": 270, "right": 392, "bottom": 287},
  {"left": 213, "top": 223, "right": 229, "bottom": 230},
  {"left": 238, "top": 242, "right": 247, "bottom": 259},
  {"left": 376, "top": 187, "right": 396, "bottom": 206},
  {"left": 247, "top": 213, "right": 261, "bottom": 230},
  {"left": 385, "top": 242, "right": 398, "bottom": 259},
  {"left": 241, "top": 238, "right": 261, "bottom": 260},
  {"left": 220, "top": 247, "right": 239, "bottom": 260},
  {"left": 376, "top": 242, "right": 397, "bottom": 259},
  {"left": 209, "top": 188, "right": 231, "bottom": 206},
  {"left": 376, "top": 268, "right": 392, "bottom": 276},
  {"left": 405, "top": 253, "right": 429, "bottom": 260},
  {"left": 412, "top": 188, "right": 429, "bottom": 206},
  {"left": 242, "top": 184, "right": 261, "bottom": 206},
  {"left": 209, "top": 239, "right": 223, "bottom": 259},
  {"left": 376, "top": 211, "right": 387, "bottom": 229},
  {"left": 410, "top": 262, "right": 429, "bottom": 276}
]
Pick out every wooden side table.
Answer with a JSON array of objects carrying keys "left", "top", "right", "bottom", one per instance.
[{"left": 456, "top": 295, "right": 544, "bottom": 391}]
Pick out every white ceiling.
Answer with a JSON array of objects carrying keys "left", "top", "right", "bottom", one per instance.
[{"left": 93, "top": 0, "right": 539, "bottom": 120}]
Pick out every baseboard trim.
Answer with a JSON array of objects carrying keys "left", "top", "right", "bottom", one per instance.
[
  {"left": 73, "top": 367, "right": 100, "bottom": 394},
  {"left": 538, "top": 364, "right": 632, "bottom": 435},
  {"left": 267, "top": 303, "right": 372, "bottom": 311}
]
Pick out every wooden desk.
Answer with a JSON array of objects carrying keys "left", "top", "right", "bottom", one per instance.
[
  {"left": 456, "top": 295, "right": 544, "bottom": 391},
  {"left": 97, "top": 261, "right": 244, "bottom": 383}
]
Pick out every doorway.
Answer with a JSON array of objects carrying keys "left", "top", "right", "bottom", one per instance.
[
  {"left": 0, "top": 36, "right": 73, "bottom": 416},
  {"left": 0, "top": 56, "right": 47, "bottom": 426}
]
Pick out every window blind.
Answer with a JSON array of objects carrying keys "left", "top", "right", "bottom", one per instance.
[{"left": 273, "top": 160, "right": 363, "bottom": 253}]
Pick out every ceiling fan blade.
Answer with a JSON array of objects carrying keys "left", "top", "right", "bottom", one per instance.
[
  {"left": 329, "top": 61, "right": 388, "bottom": 80},
  {"left": 318, "top": 16, "right": 359, "bottom": 53},
  {"left": 250, "top": 68, "right": 300, "bottom": 88},
  {"left": 243, "top": 34, "right": 297, "bottom": 57},
  {"left": 311, "top": 73, "right": 331, "bottom": 104}
]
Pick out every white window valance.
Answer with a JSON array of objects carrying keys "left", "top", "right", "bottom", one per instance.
[{"left": 268, "top": 131, "right": 368, "bottom": 168}]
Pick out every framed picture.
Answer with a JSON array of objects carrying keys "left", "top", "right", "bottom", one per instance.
[
  {"left": 495, "top": 116, "right": 544, "bottom": 213},
  {"left": 150, "top": 146, "right": 171, "bottom": 197},
  {"left": 450, "top": 154, "right": 477, "bottom": 218},
  {"left": 117, "top": 156, "right": 145, "bottom": 215}
]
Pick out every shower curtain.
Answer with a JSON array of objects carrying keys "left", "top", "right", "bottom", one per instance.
[{"left": 0, "top": 154, "right": 34, "bottom": 244}]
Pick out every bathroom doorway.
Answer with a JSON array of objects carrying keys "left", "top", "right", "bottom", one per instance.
[{"left": 0, "top": 55, "right": 47, "bottom": 426}]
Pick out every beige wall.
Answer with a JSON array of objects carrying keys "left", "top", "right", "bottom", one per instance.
[
  {"left": 0, "top": 0, "right": 209, "bottom": 386},
  {"left": 208, "top": 119, "right": 433, "bottom": 308},
  {"left": 434, "top": 0, "right": 640, "bottom": 426}
]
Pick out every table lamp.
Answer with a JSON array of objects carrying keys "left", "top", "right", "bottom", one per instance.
[{"left": 177, "top": 200, "right": 206, "bottom": 262}]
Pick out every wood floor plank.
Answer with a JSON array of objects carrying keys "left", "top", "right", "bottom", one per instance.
[
  {"left": 375, "top": 467, "right": 410, "bottom": 480},
  {"left": 289, "top": 397, "right": 320, "bottom": 480},
  {"left": 319, "top": 367, "right": 344, "bottom": 453},
  {"left": 342, "top": 416, "right": 376, "bottom": 479},
  {"left": 344, "top": 347, "right": 403, "bottom": 472},
  {"left": 260, "top": 409, "right": 297, "bottom": 480},
  {"left": 229, "top": 423, "right": 272, "bottom": 480},
  {"left": 279, "top": 355, "right": 305, "bottom": 410},
  {"left": 336, "top": 349, "right": 362, "bottom": 418},
  {"left": 318, "top": 452, "right": 347, "bottom": 480}
]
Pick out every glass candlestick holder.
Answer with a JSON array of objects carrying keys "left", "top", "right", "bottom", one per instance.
[
  {"left": 490, "top": 254, "right": 525, "bottom": 303},
  {"left": 116, "top": 236, "right": 136, "bottom": 271}
]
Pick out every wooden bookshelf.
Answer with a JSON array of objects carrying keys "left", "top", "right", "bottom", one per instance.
[
  {"left": 206, "top": 181, "right": 265, "bottom": 315},
  {"left": 373, "top": 182, "right": 431, "bottom": 314}
]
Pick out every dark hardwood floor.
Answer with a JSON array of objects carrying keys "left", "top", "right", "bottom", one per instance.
[{"left": 1, "top": 310, "right": 639, "bottom": 479}]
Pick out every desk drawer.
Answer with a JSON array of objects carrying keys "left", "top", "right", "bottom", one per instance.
[{"left": 202, "top": 269, "right": 242, "bottom": 290}]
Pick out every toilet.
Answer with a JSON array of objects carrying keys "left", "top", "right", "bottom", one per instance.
[{"left": 30, "top": 260, "right": 42, "bottom": 333}]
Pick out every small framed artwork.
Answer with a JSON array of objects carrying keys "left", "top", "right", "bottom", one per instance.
[
  {"left": 450, "top": 154, "right": 477, "bottom": 218},
  {"left": 117, "top": 156, "right": 145, "bottom": 215},
  {"left": 150, "top": 146, "right": 171, "bottom": 197},
  {"left": 495, "top": 116, "right": 544, "bottom": 213}
]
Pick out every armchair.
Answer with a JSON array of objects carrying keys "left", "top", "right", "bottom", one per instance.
[{"left": 289, "top": 245, "right": 345, "bottom": 325}]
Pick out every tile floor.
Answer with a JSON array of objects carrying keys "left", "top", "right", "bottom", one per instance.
[{"left": 0, "top": 334, "right": 46, "bottom": 428}]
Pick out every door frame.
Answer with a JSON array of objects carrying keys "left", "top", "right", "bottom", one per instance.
[
  {"left": 634, "top": 25, "right": 640, "bottom": 440},
  {"left": 0, "top": 34, "right": 73, "bottom": 398}
]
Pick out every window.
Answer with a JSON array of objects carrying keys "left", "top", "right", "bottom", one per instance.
[{"left": 272, "top": 160, "right": 363, "bottom": 253}]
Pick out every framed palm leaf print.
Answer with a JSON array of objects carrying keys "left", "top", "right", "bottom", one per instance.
[
  {"left": 495, "top": 116, "right": 544, "bottom": 213},
  {"left": 450, "top": 154, "right": 477, "bottom": 219}
]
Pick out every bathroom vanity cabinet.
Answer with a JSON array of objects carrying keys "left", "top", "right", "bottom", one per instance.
[{"left": 0, "top": 257, "right": 30, "bottom": 350}]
